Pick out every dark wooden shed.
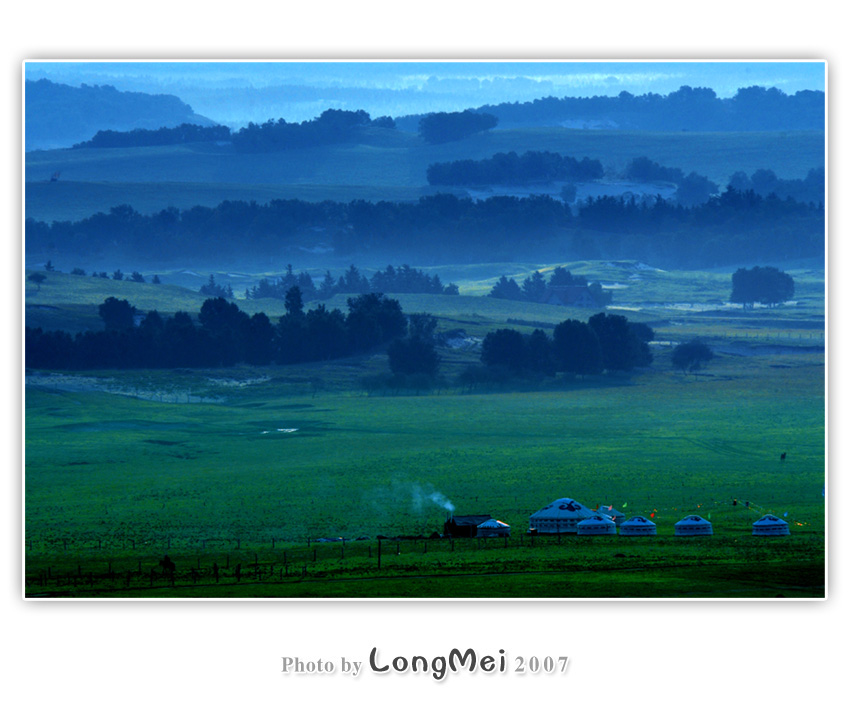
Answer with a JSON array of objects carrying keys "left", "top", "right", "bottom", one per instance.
[{"left": 444, "top": 515, "right": 492, "bottom": 538}]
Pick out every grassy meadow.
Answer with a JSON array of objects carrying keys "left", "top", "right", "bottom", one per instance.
[{"left": 24, "top": 261, "right": 825, "bottom": 598}]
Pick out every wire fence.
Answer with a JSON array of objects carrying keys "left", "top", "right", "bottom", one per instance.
[{"left": 26, "top": 518, "right": 812, "bottom": 596}]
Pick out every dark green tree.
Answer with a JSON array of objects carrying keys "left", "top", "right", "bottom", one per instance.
[
  {"left": 552, "top": 319, "right": 603, "bottom": 375},
  {"left": 98, "top": 297, "right": 135, "bottom": 330},
  {"left": 522, "top": 271, "right": 547, "bottom": 303},
  {"left": 488, "top": 275, "right": 523, "bottom": 300},
  {"left": 672, "top": 339, "right": 714, "bottom": 374},
  {"left": 285, "top": 285, "right": 305, "bottom": 318},
  {"left": 525, "top": 329, "right": 555, "bottom": 376},
  {"left": 588, "top": 312, "right": 651, "bottom": 371},
  {"left": 387, "top": 336, "right": 440, "bottom": 377},
  {"left": 730, "top": 266, "right": 795, "bottom": 308},
  {"left": 481, "top": 328, "right": 527, "bottom": 372},
  {"left": 28, "top": 273, "right": 46, "bottom": 291}
]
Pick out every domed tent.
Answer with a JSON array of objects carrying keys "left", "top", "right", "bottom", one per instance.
[
  {"left": 620, "top": 516, "right": 657, "bottom": 536},
  {"left": 597, "top": 505, "right": 626, "bottom": 526},
  {"left": 577, "top": 515, "right": 617, "bottom": 536},
  {"left": 674, "top": 515, "right": 713, "bottom": 536},
  {"left": 529, "top": 498, "right": 596, "bottom": 534},
  {"left": 752, "top": 514, "right": 790, "bottom": 536},
  {"left": 477, "top": 518, "right": 511, "bottom": 538}
]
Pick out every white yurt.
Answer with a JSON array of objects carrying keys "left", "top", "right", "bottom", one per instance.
[
  {"left": 477, "top": 518, "right": 511, "bottom": 538},
  {"left": 577, "top": 514, "right": 617, "bottom": 536},
  {"left": 529, "top": 498, "right": 596, "bottom": 534},
  {"left": 752, "top": 514, "right": 790, "bottom": 536},
  {"left": 620, "top": 516, "right": 657, "bottom": 536},
  {"left": 597, "top": 505, "right": 626, "bottom": 526},
  {"left": 674, "top": 515, "right": 713, "bottom": 536}
]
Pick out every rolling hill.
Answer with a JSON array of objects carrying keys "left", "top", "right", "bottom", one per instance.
[{"left": 25, "top": 126, "right": 824, "bottom": 223}]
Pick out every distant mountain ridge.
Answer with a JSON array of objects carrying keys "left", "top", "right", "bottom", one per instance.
[{"left": 25, "top": 79, "right": 217, "bottom": 151}]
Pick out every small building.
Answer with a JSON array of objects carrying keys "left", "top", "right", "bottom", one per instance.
[
  {"left": 477, "top": 519, "right": 511, "bottom": 538},
  {"left": 576, "top": 515, "right": 617, "bottom": 536},
  {"left": 597, "top": 505, "right": 626, "bottom": 526},
  {"left": 529, "top": 498, "right": 596, "bottom": 534},
  {"left": 752, "top": 514, "right": 790, "bottom": 536},
  {"left": 674, "top": 515, "right": 713, "bottom": 536},
  {"left": 620, "top": 516, "right": 657, "bottom": 536},
  {"left": 444, "top": 515, "right": 492, "bottom": 538}
]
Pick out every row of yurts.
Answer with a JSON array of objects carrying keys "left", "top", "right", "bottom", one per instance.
[{"left": 459, "top": 498, "right": 791, "bottom": 537}]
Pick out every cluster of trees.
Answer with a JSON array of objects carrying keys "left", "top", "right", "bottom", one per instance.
[
  {"left": 426, "top": 151, "right": 603, "bottom": 186},
  {"left": 26, "top": 187, "right": 824, "bottom": 269},
  {"left": 423, "top": 85, "right": 825, "bottom": 132},
  {"left": 472, "top": 313, "right": 653, "bottom": 380},
  {"left": 488, "top": 267, "right": 612, "bottom": 306},
  {"left": 730, "top": 266, "right": 795, "bottom": 308},
  {"left": 625, "top": 156, "right": 719, "bottom": 207},
  {"left": 245, "top": 264, "right": 458, "bottom": 302},
  {"left": 230, "top": 109, "right": 394, "bottom": 152},
  {"left": 418, "top": 110, "right": 498, "bottom": 143},
  {"left": 25, "top": 290, "right": 412, "bottom": 370},
  {"left": 28, "top": 266, "right": 163, "bottom": 288},
  {"left": 200, "top": 275, "right": 235, "bottom": 299},
  {"left": 73, "top": 123, "right": 231, "bottom": 149},
  {"left": 728, "top": 167, "right": 824, "bottom": 206}
]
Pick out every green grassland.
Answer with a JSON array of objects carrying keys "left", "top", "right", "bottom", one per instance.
[
  {"left": 25, "top": 259, "right": 825, "bottom": 339},
  {"left": 25, "top": 127, "right": 824, "bottom": 222},
  {"left": 24, "top": 262, "right": 825, "bottom": 598}
]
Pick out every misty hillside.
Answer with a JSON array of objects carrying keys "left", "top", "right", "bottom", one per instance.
[
  {"left": 395, "top": 86, "right": 825, "bottom": 132},
  {"left": 25, "top": 79, "right": 217, "bottom": 151}
]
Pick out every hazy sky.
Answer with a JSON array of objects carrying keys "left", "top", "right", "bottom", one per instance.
[{"left": 25, "top": 60, "right": 826, "bottom": 126}]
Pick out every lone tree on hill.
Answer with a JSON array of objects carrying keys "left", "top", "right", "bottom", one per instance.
[
  {"left": 28, "top": 272, "right": 46, "bottom": 291},
  {"left": 672, "top": 339, "right": 714, "bottom": 374},
  {"left": 730, "top": 266, "right": 795, "bottom": 308}
]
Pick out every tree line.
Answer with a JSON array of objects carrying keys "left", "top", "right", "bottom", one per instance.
[
  {"left": 728, "top": 167, "right": 824, "bottom": 206},
  {"left": 462, "top": 313, "right": 654, "bottom": 386},
  {"left": 70, "top": 109, "right": 398, "bottom": 152},
  {"left": 624, "top": 156, "right": 719, "bottom": 207},
  {"left": 245, "top": 264, "right": 458, "bottom": 302},
  {"left": 73, "top": 123, "right": 231, "bottom": 149},
  {"left": 418, "top": 110, "right": 498, "bottom": 143},
  {"left": 395, "top": 85, "right": 825, "bottom": 132},
  {"left": 230, "top": 109, "right": 395, "bottom": 153},
  {"left": 25, "top": 291, "right": 411, "bottom": 370},
  {"left": 426, "top": 151, "right": 603, "bottom": 186},
  {"left": 26, "top": 188, "right": 824, "bottom": 269},
  {"left": 488, "top": 266, "right": 612, "bottom": 307}
]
